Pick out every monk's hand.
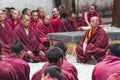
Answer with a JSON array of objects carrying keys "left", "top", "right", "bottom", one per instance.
[
  {"left": 27, "top": 51, "right": 34, "bottom": 58},
  {"left": 41, "top": 73, "right": 50, "bottom": 80},
  {"left": 39, "top": 51, "right": 45, "bottom": 58}
]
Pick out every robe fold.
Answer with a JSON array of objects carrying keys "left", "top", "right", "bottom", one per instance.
[
  {"left": 92, "top": 55, "right": 120, "bottom": 80},
  {"left": 2, "top": 54, "right": 30, "bottom": 80},
  {"left": 59, "top": 18, "right": 79, "bottom": 32},
  {"left": 35, "top": 22, "right": 53, "bottom": 47},
  {"left": 76, "top": 26, "right": 108, "bottom": 62},
  {"left": 13, "top": 24, "right": 47, "bottom": 62},
  {"left": 51, "top": 17, "right": 60, "bottom": 32},
  {"left": 0, "top": 22, "right": 13, "bottom": 55},
  {"left": 107, "top": 72, "right": 120, "bottom": 80},
  {"left": 32, "top": 63, "right": 76, "bottom": 80},
  {"left": 0, "top": 59, "right": 18, "bottom": 80}
]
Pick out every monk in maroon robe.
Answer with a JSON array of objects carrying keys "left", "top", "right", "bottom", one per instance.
[
  {"left": 6, "top": 9, "right": 20, "bottom": 30},
  {"left": 2, "top": 41, "right": 30, "bottom": 80},
  {"left": 13, "top": 14, "right": 47, "bottom": 62},
  {"left": 35, "top": 15, "right": 53, "bottom": 47},
  {"left": 22, "top": 8, "right": 31, "bottom": 16},
  {"left": 30, "top": 10, "right": 42, "bottom": 30},
  {"left": 92, "top": 42, "right": 120, "bottom": 80},
  {"left": 76, "top": 17, "right": 108, "bottom": 63},
  {"left": 0, "top": 9, "right": 13, "bottom": 55},
  {"left": 32, "top": 47, "right": 75, "bottom": 80},
  {"left": 59, "top": 5, "right": 68, "bottom": 19},
  {"left": 51, "top": 8, "right": 60, "bottom": 32},
  {"left": 84, "top": 5, "right": 102, "bottom": 26},
  {"left": 37, "top": 7, "right": 45, "bottom": 22},
  {"left": 59, "top": 12, "right": 79, "bottom": 32}
]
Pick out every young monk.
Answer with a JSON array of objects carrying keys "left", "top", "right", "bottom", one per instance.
[
  {"left": 2, "top": 41, "right": 30, "bottom": 80},
  {"left": 32, "top": 47, "right": 75, "bottom": 80},
  {"left": 13, "top": 14, "right": 47, "bottom": 62},
  {"left": 76, "top": 16, "right": 108, "bottom": 63},
  {"left": 92, "top": 42, "right": 120, "bottom": 80}
]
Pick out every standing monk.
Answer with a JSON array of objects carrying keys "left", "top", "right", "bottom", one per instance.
[
  {"left": 51, "top": 8, "right": 60, "bottom": 32},
  {"left": 76, "top": 16, "right": 108, "bottom": 63},
  {"left": 13, "top": 14, "right": 47, "bottom": 62},
  {"left": 35, "top": 15, "right": 53, "bottom": 47},
  {"left": 59, "top": 11, "right": 79, "bottom": 32},
  {"left": 84, "top": 5, "right": 102, "bottom": 26},
  {"left": 0, "top": 9, "right": 13, "bottom": 55}
]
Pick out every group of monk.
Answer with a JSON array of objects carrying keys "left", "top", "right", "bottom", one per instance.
[{"left": 0, "top": 4, "right": 120, "bottom": 80}]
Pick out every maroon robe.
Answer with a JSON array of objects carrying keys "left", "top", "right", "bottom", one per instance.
[
  {"left": 0, "top": 59, "right": 18, "bottom": 80},
  {"left": 0, "top": 22, "right": 13, "bottom": 55},
  {"left": 6, "top": 17, "right": 20, "bottom": 30},
  {"left": 51, "top": 16, "right": 60, "bottom": 32},
  {"left": 35, "top": 22, "right": 53, "bottom": 47},
  {"left": 75, "top": 18, "right": 86, "bottom": 27},
  {"left": 12, "top": 24, "right": 47, "bottom": 62},
  {"left": 2, "top": 54, "right": 30, "bottom": 80},
  {"left": 107, "top": 72, "right": 120, "bottom": 80},
  {"left": 76, "top": 26, "right": 108, "bottom": 62},
  {"left": 92, "top": 55, "right": 120, "bottom": 80},
  {"left": 32, "top": 63, "right": 76, "bottom": 80},
  {"left": 59, "top": 18, "right": 79, "bottom": 32}
]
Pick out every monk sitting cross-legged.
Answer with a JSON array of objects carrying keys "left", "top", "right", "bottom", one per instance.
[{"left": 76, "top": 16, "right": 108, "bottom": 63}]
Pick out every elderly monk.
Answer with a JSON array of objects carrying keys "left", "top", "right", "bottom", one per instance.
[
  {"left": 0, "top": 9, "right": 13, "bottom": 55},
  {"left": 32, "top": 47, "right": 76, "bottom": 80},
  {"left": 13, "top": 14, "right": 47, "bottom": 62},
  {"left": 2, "top": 41, "right": 30, "bottom": 80},
  {"left": 59, "top": 11, "right": 79, "bottom": 32},
  {"left": 6, "top": 9, "right": 21, "bottom": 30},
  {"left": 35, "top": 15, "right": 53, "bottom": 47},
  {"left": 84, "top": 5, "right": 102, "bottom": 26},
  {"left": 92, "top": 42, "right": 120, "bottom": 80},
  {"left": 51, "top": 8, "right": 60, "bottom": 32},
  {"left": 30, "top": 10, "right": 42, "bottom": 30},
  {"left": 76, "top": 16, "right": 108, "bottom": 63},
  {"left": 37, "top": 7, "right": 45, "bottom": 21}
]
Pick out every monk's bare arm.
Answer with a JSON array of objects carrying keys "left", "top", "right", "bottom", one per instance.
[{"left": 84, "top": 12, "right": 91, "bottom": 26}]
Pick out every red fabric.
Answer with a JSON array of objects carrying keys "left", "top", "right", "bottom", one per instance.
[
  {"left": 30, "top": 19, "right": 42, "bottom": 30},
  {"left": 0, "top": 22, "right": 13, "bottom": 55},
  {"left": 32, "top": 63, "right": 76, "bottom": 80},
  {"left": 107, "top": 72, "right": 120, "bottom": 80},
  {"left": 0, "top": 59, "right": 18, "bottom": 80},
  {"left": 51, "top": 16, "right": 60, "bottom": 32},
  {"left": 2, "top": 54, "right": 30, "bottom": 80},
  {"left": 59, "top": 18, "right": 79, "bottom": 32},
  {"left": 76, "top": 26, "right": 108, "bottom": 62},
  {"left": 13, "top": 24, "right": 47, "bottom": 62},
  {"left": 6, "top": 17, "right": 21, "bottom": 30},
  {"left": 92, "top": 55, "right": 120, "bottom": 80},
  {"left": 84, "top": 11, "right": 102, "bottom": 26},
  {"left": 75, "top": 18, "right": 86, "bottom": 27}
]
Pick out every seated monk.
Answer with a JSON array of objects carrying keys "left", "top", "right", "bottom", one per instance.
[
  {"left": 0, "top": 9, "right": 13, "bottom": 55},
  {"left": 51, "top": 8, "right": 60, "bottom": 32},
  {"left": 59, "top": 5, "right": 68, "bottom": 19},
  {"left": 32, "top": 47, "right": 76, "bottom": 80},
  {"left": 37, "top": 7, "right": 45, "bottom": 22},
  {"left": 2, "top": 41, "right": 30, "bottom": 80},
  {"left": 30, "top": 10, "right": 42, "bottom": 30},
  {"left": 84, "top": 4, "right": 102, "bottom": 26},
  {"left": 41, "top": 65, "right": 62, "bottom": 80},
  {"left": 92, "top": 42, "right": 120, "bottom": 80},
  {"left": 59, "top": 11, "right": 79, "bottom": 32},
  {"left": 0, "top": 41, "right": 18, "bottom": 80},
  {"left": 12, "top": 14, "right": 47, "bottom": 62},
  {"left": 35, "top": 15, "right": 53, "bottom": 47},
  {"left": 76, "top": 16, "right": 108, "bottom": 63},
  {"left": 6, "top": 9, "right": 21, "bottom": 30}
]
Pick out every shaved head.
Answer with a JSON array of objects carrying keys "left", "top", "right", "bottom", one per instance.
[
  {"left": 44, "top": 15, "right": 51, "bottom": 26},
  {"left": 90, "top": 16, "right": 100, "bottom": 28},
  {"left": 11, "top": 10, "right": 20, "bottom": 20},
  {"left": 91, "top": 16, "right": 100, "bottom": 22}
]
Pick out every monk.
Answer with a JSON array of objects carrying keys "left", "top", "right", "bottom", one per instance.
[
  {"left": 35, "top": 15, "right": 53, "bottom": 47},
  {"left": 51, "top": 8, "right": 60, "bottom": 32},
  {"left": 13, "top": 14, "right": 47, "bottom": 62},
  {"left": 59, "top": 11, "right": 79, "bottom": 32},
  {"left": 6, "top": 9, "right": 21, "bottom": 30},
  {"left": 76, "top": 16, "right": 108, "bottom": 63},
  {"left": 30, "top": 10, "right": 42, "bottom": 30},
  {"left": 84, "top": 5, "right": 102, "bottom": 26},
  {"left": 92, "top": 42, "right": 120, "bottom": 80},
  {"left": 37, "top": 7, "right": 45, "bottom": 21},
  {"left": 59, "top": 5, "right": 68, "bottom": 19},
  {"left": 32, "top": 47, "right": 75, "bottom": 80},
  {"left": 107, "top": 72, "right": 120, "bottom": 80},
  {"left": 22, "top": 8, "right": 31, "bottom": 16},
  {"left": 2, "top": 41, "right": 30, "bottom": 80},
  {"left": 0, "top": 9, "right": 13, "bottom": 55}
]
